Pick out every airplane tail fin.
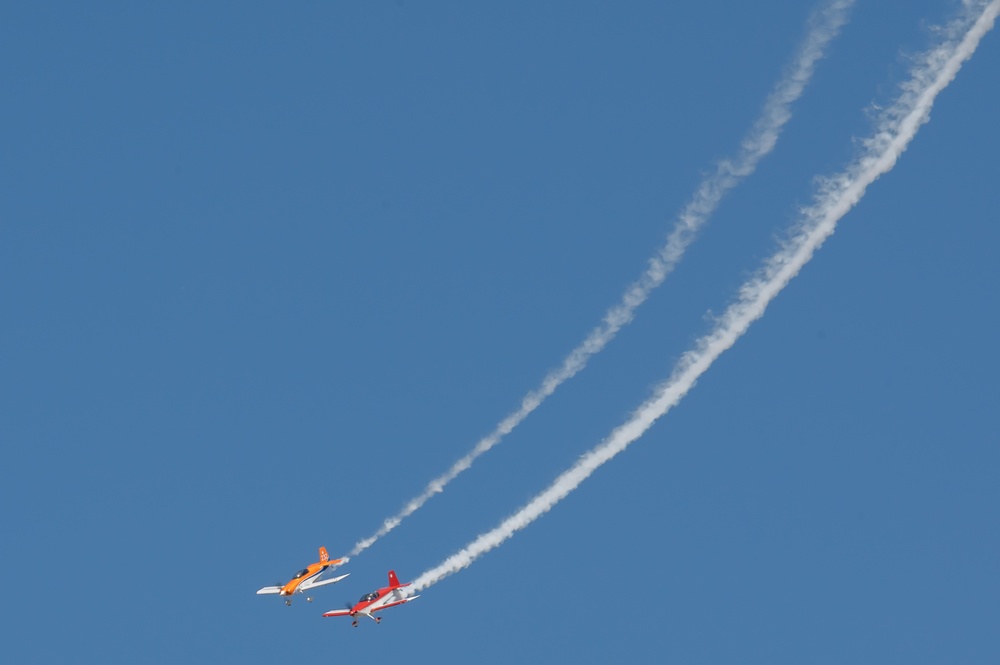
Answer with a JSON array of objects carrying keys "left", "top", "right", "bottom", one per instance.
[
  {"left": 388, "top": 570, "right": 408, "bottom": 589},
  {"left": 319, "top": 546, "right": 329, "bottom": 563}
]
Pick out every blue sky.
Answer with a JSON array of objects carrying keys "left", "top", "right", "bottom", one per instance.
[{"left": 2, "top": 1, "right": 998, "bottom": 663}]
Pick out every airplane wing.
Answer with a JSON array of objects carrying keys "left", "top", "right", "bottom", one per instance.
[
  {"left": 256, "top": 586, "right": 283, "bottom": 595},
  {"left": 300, "top": 573, "right": 350, "bottom": 591},
  {"left": 371, "top": 595, "right": 419, "bottom": 613},
  {"left": 321, "top": 608, "right": 353, "bottom": 617}
]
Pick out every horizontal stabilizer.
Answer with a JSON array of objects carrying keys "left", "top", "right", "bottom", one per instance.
[
  {"left": 300, "top": 573, "right": 350, "bottom": 591},
  {"left": 256, "top": 586, "right": 282, "bottom": 595}
]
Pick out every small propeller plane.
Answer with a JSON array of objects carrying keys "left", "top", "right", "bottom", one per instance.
[
  {"left": 322, "top": 570, "right": 419, "bottom": 626},
  {"left": 256, "top": 547, "right": 349, "bottom": 606}
]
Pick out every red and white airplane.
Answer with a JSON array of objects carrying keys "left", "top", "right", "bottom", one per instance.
[
  {"left": 256, "top": 547, "right": 349, "bottom": 606},
  {"left": 322, "top": 570, "right": 419, "bottom": 626}
]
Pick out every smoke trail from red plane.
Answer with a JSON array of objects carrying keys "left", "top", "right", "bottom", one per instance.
[{"left": 409, "top": 0, "right": 1000, "bottom": 592}]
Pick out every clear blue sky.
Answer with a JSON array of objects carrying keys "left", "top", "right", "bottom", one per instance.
[{"left": 2, "top": 1, "right": 998, "bottom": 663}]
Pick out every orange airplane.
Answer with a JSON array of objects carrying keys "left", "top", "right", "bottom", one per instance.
[{"left": 256, "top": 547, "right": 349, "bottom": 606}]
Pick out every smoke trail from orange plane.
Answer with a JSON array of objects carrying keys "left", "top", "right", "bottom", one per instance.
[
  {"left": 347, "top": 0, "right": 855, "bottom": 559},
  {"left": 409, "top": 0, "right": 1000, "bottom": 592}
]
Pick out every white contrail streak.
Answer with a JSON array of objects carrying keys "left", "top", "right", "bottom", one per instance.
[
  {"left": 348, "top": 0, "right": 855, "bottom": 558},
  {"left": 409, "top": 0, "right": 999, "bottom": 592}
]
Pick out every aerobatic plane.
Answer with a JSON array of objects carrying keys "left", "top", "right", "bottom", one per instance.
[
  {"left": 322, "top": 570, "right": 419, "bottom": 626},
  {"left": 256, "top": 546, "right": 349, "bottom": 606}
]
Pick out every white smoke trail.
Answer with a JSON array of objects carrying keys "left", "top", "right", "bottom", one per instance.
[
  {"left": 348, "top": 0, "right": 855, "bottom": 558},
  {"left": 409, "top": 0, "right": 1000, "bottom": 592}
]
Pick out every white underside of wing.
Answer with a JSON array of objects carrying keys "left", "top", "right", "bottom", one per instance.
[{"left": 300, "top": 573, "right": 349, "bottom": 591}]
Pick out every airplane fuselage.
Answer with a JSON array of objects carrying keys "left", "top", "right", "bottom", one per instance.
[{"left": 280, "top": 564, "right": 329, "bottom": 596}]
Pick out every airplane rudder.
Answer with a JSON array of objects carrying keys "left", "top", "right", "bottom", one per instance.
[
  {"left": 319, "top": 546, "right": 329, "bottom": 563},
  {"left": 388, "top": 570, "right": 400, "bottom": 588}
]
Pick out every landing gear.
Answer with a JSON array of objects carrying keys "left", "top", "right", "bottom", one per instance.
[
  {"left": 284, "top": 600, "right": 292, "bottom": 607},
  {"left": 351, "top": 620, "right": 358, "bottom": 627},
  {"left": 307, "top": 597, "right": 313, "bottom": 603},
  {"left": 375, "top": 617, "right": 381, "bottom": 624}
]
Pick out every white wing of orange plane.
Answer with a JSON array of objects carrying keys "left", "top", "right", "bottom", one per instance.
[
  {"left": 322, "top": 570, "right": 418, "bottom": 626},
  {"left": 257, "top": 546, "right": 349, "bottom": 606}
]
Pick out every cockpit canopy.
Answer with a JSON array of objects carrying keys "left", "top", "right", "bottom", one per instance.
[
  {"left": 359, "top": 591, "right": 381, "bottom": 603},
  {"left": 292, "top": 568, "right": 310, "bottom": 579}
]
